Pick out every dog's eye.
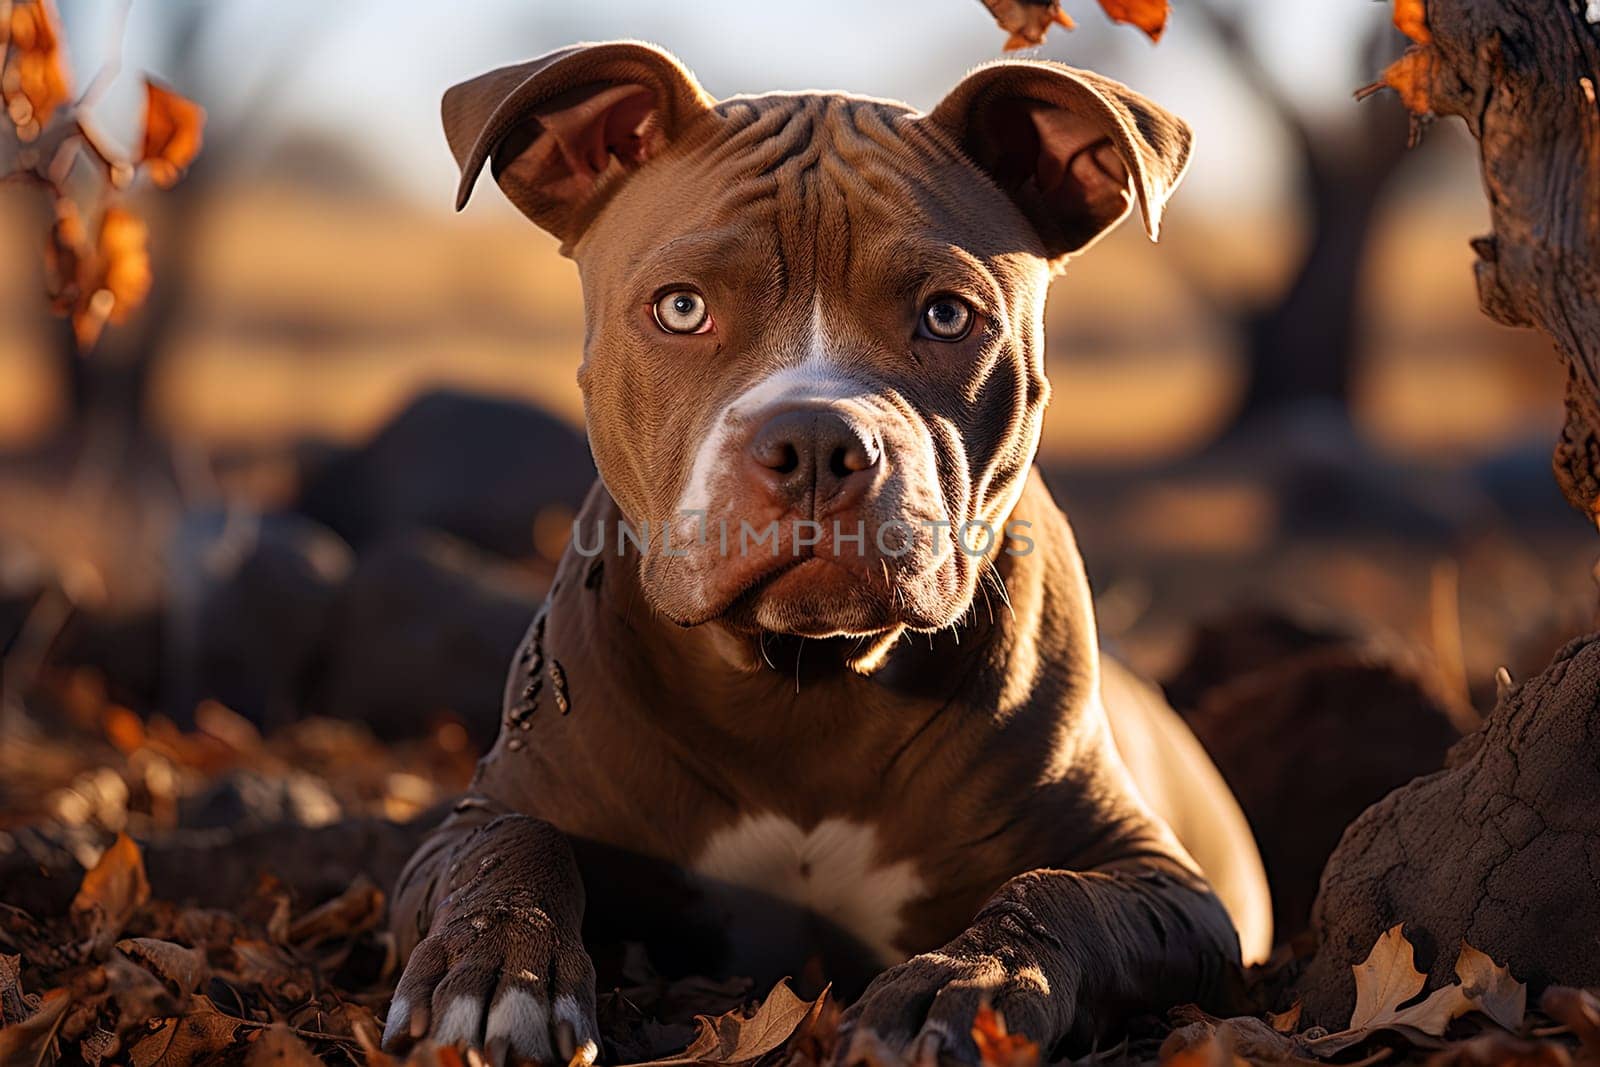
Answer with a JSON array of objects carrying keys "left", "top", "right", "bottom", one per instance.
[
  {"left": 920, "top": 296, "right": 973, "bottom": 341},
  {"left": 654, "top": 290, "right": 711, "bottom": 334}
]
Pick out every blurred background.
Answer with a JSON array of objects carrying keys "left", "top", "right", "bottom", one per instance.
[{"left": 2, "top": 0, "right": 1595, "bottom": 943}]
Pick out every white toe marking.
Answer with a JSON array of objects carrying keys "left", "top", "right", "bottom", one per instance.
[
  {"left": 488, "top": 988, "right": 553, "bottom": 1059},
  {"left": 433, "top": 994, "right": 484, "bottom": 1046},
  {"left": 554, "top": 993, "right": 595, "bottom": 1041},
  {"left": 381, "top": 995, "right": 409, "bottom": 1046},
  {"left": 692, "top": 814, "right": 924, "bottom": 963}
]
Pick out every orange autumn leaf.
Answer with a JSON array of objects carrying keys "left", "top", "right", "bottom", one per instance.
[
  {"left": 984, "top": 1, "right": 1074, "bottom": 50},
  {"left": 1393, "top": 0, "right": 1430, "bottom": 45},
  {"left": 103, "top": 704, "right": 147, "bottom": 754},
  {"left": 97, "top": 206, "right": 152, "bottom": 322},
  {"left": 66, "top": 205, "right": 152, "bottom": 349},
  {"left": 70, "top": 832, "right": 151, "bottom": 954},
  {"left": 1381, "top": 47, "right": 1435, "bottom": 115},
  {"left": 1, "top": 0, "right": 73, "bottom": 141},
  {"left": 972, "top": 1004, "right": 1041, "bottom": 1067},
  {"left": 982, "top": 0, "right": 1166, "bottom": 50},
  {"left": 139, "top": 77, "right": 206, "bottom": 188},
  {"left": 1096, "top": 0, "right": 1169, "bottom": 41}
]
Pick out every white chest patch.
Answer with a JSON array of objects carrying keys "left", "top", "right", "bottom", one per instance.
[{"left": 691, "top": 814, "right": 924, "bottom": 965}]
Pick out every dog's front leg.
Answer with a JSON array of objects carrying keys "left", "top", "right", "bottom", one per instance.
[
  {"left": 840, "top": 860, "right": 1239, "bottom": 1063},
  {"left": 383, "top": 805, "right": 597, "bottom": 1063}
]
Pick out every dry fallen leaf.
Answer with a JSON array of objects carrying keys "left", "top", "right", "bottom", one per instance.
[
  {"left": 0, "top": 987, "right": 71, "bottom": 1066},
  {"left": 1451, "top": 942, "right": 1525, "bottom": 1033},
  {"left": 102, "top": 952, "right": 182, "bottom": 1035},
  {"left": 972, "top": 1003, "right": 1042, "bottom": 1067},
  {"left": 243, "top": 1023, "right": 325, "bottom": 1066},
  {"left": 1350, "top": 925, "right": 1427, "bottom": 1032},
  {"left": 0, "top": 953, "right": 38, "bottom": 1026},
  {"left": 1540, "top": 987, "right": 1600, "bottom": 1061},
  {"left": 71, "top": 833, "right": 151, "bottom": 956},
  {"left": 1268, "top": 1002, "right": 1303, "bottom": 1034},
  {"left": 624, "top": 980, "right": 823, "bottom": 1066},
  {"left": 116, "top": 938, "right": 207, "bottom": 995},
  {"left": 1307, "top": 929, "right": 1527, "bottom": 1055},
  {"left": 126, "top": 995, "right": 247, "bottom": 1067},
  {"left": 1, "top": 0, "right": 73, "bottom": 141},
  {"left": 1160, "top": 1023, "right": 1250, "bottom": 1067},
  {"left": 1423, "top": 1031, "right": 1572, "bottom": 1067},
  {"left": 286, "top": 873, "right": 384, "bottom": 947},
  {"left": 139, "top": 77, "right": 206, "bottom": 188},
  {"left": 1160, "top": 1006, "right": 1309, "bottom": 1067}
]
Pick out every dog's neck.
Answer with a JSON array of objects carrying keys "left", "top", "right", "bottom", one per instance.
[{"left": 542, "top": 471, "right": 1102, "bottom": 753}]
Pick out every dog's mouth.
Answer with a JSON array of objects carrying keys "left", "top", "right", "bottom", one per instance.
[{"left": 701, "top": 552, "right": 895, "bottom": 638}]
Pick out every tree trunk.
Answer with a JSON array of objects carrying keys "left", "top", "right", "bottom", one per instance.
[{"left": 1417, "top": 0, "right": 1600, "bottom": 520}]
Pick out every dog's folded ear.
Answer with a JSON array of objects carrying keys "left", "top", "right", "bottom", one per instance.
[
  {"left": 443, "top": 41, "right": 713, "bottom": 245},
  {"left": 923, "top": 61, "right": 1192, "bottom": 263}
]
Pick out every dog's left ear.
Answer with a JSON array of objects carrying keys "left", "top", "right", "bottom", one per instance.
[
  {"left": 923, "top": 61, "right": 1192, "bottom": 263},
  {"left": 443, "top": 41, "right": 714, "bottom": 246}
]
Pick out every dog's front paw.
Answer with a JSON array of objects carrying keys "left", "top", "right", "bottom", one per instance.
[
  {"left": 382, "top": 894, "right": 597, "bottom": 1066},
  {"left": 837, "top": 948, "right": 1057, "bottom": 1066}
]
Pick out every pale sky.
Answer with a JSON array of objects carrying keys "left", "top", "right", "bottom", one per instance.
[{"left": 61, "top": 0, "right": 1427, "bottom": 217}]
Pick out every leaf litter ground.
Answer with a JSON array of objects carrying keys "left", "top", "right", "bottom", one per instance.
[{"left": 2, "top": 674, "right": 1599, "bottom": 1066}]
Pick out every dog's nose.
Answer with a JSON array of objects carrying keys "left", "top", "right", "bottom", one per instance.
[{"left": 746, "top": 407, "right": 879, "bottom": 506}]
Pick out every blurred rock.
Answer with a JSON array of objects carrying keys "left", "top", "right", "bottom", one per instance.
[
  {"left": 1165, "top": 608, "right": 1464, "bottom": 942},
  {"left": 297, "top": 389, "right": 595, "bottom": 560},
  {"left": 165, "top": 509, "right": 353, "bottom": 728},
  {"left": 1162, "top": 605, "right": 1352, "bottom": 714},
  {"left": 1300, "top": 633, "right": 1600, "bottom": 1025},
  {"left": 179, "top": 769, "right": 341, "bottom": 831},
  {"left": 312, "top": 531, "right": 542, "bottom": 744}
]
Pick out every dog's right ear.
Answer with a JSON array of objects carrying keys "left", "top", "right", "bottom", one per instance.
[{"left": 443, "top": 41, "right": 713, "bottom": 245}]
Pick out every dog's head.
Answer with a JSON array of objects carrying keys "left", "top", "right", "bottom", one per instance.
[{"left": 445, "top": 42, "right": 1190, "bottom": 641}]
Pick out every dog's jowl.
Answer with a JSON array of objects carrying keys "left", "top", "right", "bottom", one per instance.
[{"left": 384, "top": 41, "right": 1272, "bottom": 1065}]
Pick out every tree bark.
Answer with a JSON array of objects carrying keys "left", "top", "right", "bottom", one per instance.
[{"left": 1417, "top": 0, "right": 1600, "bottom": 520}]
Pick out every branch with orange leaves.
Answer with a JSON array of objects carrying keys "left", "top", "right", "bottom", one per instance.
[
  {"left": 978, "top": 0, "right": 1168, "bottom": 50},
  {"left": 1, "top": 0, "right": 205, "bottom": 351}
]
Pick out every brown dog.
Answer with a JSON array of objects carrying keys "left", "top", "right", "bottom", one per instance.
[{"left": 383, "top": 41, "right": 1270, "bottom": 1065}]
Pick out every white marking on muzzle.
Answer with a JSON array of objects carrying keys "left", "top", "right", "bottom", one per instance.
[{"left": 674, "top": 294, "right": 862, "bottom": 517}]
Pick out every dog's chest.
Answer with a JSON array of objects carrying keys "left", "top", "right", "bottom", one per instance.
[{"left": 686, "top": 813, "right": 924, "bottom": 974}]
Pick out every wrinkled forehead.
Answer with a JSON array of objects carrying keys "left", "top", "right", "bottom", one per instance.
[{"left": 573, "top": 91, "right": 1047, "bottom": 296}]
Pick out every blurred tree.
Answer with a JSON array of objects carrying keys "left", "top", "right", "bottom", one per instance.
[
  {"left": 26, "top": 0, "right": 320, "bottom": 452},
  {"left": 3, "top": 0, "right": 201, "bottom": 448},
  {"left": 43, "top": 1, "right": 208, "bottom": 447},
  {"left": 1185, "top": 2, "right": 1417, "bottom": 440}
]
